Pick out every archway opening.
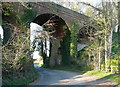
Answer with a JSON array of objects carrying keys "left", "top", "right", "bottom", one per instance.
[
  {"left": 77, "top": 26, "right": 97, "bottom": 51},
  {"left": 30, "top": 13, "right": 69, "bottom": 67}
]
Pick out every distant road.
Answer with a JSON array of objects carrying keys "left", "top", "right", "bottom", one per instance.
[{"left": 29, "top": 65, "right": 117, "bottom": 85}]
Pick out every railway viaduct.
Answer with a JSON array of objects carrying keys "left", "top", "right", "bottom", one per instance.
[{"left": 3, "top": 2, "right": 98, "bottom": 66}]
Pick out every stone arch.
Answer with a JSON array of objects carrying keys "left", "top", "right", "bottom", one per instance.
[
  {"left": 32, "top": 13, "right": 69, "bottom": 38},
  {"left": 77, "top": 25, "right": 97, "bottom": 51},
  {"left": 31, "top": 13, "right": 69, "bottom": 67},
  {"left": 78, "top": 25, "right": 97, "bottom": 43}
]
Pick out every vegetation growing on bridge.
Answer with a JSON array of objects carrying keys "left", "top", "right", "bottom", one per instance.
[{"left": 2, "top": 3, "right": 38, "bottom": 85}]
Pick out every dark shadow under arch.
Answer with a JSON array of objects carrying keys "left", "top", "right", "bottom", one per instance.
[
  {"left": 32, "top": 13, "right": 69, "bottom": 39},
  {"left": 32, "top": 13, "right": 70, "bottom": 66}
]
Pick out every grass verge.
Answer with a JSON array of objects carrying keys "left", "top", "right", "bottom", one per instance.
[
  {"left": 86, "top": 71, "right": 120, "bottom": 83},
  {"left": 47, "top": 65, "right": 89, "bottom": 73},
  {"left": 2, "top": 70, "right": 39, "bottom": 86}
]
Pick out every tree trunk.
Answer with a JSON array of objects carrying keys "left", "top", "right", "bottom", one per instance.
[
  {"left": 104, "top": 30, "right": 109, "bottom": 72},
  {"left": 98, "top": 47, "right": 101, "bottom": 71},
  {"left": 118, "top": 1, "right": 120, "bottom": 73}
]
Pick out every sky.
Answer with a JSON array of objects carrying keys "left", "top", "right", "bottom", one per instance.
[
  {"left": 50, "top": 0, "right": 101, "bottom": 14},
  {"left": 0, "top": 26, "right": 3, "bottom": 40},
  {"left": 51, "top": 0, "right": 101, "bottom": 6}
]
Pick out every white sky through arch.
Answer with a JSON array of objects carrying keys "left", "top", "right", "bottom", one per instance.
[
  {"left": 30, "top": 22, "right": 50, "bottom": 59},
  {"left": 0, "top": 26, "right": 3, "bottom": 40}
]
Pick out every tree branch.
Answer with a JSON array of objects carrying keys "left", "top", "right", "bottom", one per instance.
[{"left": 80, "top": 2, "right": 103, "bottom": 13}]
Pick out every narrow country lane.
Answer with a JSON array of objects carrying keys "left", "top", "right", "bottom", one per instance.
[{"left": 29, "top": 65, "right": 117, "bottom": 86}]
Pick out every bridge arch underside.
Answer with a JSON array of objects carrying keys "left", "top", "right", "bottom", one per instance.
[{"left": 32, "top": 13, "right": 69, "bottom": 67}]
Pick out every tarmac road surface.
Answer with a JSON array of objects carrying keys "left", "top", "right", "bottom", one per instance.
[{"left": 29, "top": 65, "right": 118, "bottom": 86}]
